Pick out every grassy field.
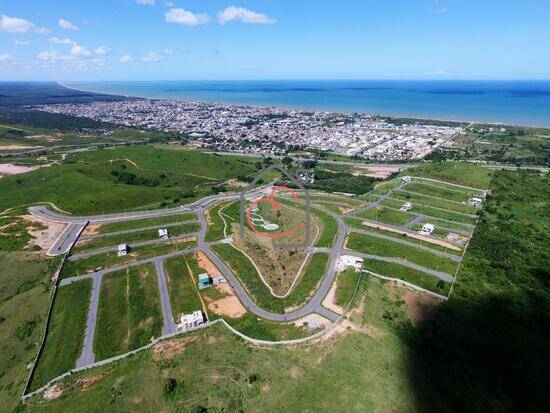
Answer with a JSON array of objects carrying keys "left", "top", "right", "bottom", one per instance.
[
  {"left": 94, "top": 264, "right": 162, "bottom": 360},
  {"left": 0, "top": 146, "right": 258, "bottom": 215},
  {"left": 334, "top": 269, "right": 361, "bottom": 307},
  {"left": 346, "top": 232, "right": 458, "bottom": 274},
  {"left": 211, "top": 243, "right": 329, "bottom": 313},
  {"left": 344, "top": 219, "right": 462, "bottom": 255},
  {"left": 362, "top": 259, "right": 451, "bottom": 295},
  {"left": 164, "top": 254, "right": 203, "bottom": 323},
  {"left": 29, "top": 279, "right": 92, "bottom": 391},
  {"left": 408, "top": 204, "right": 477, "bottom": 225},
  {"left": 370, "top": 178, "right": 403, "bottom": 195},
  {"left": 312, "top": 208, "right": 338, "bottom": 248},
  {"left": 355, "top": 205, "right": 414, "bottom": 226},
  {"left": 204, "top": 201, "right": 231, "bottom": 242},
  {"left": 405, "top": 182, "right": 472, "bottom": 203},
  {"left": 90, "top": 212, "right": 196, "bottom": 234},
  {"left": 73, "top": 222, "right": 200, "bottom": 254},
  {"left": 412, "top": 177, "right": 485, "bottom": 197},
  {"left": 391, "top": 190, "right": 478, "bottom": 214},
  {"left": 403, "top": 162, "right": 493, "bottom": 189},
  {"left": 61, "top": 238, "right": 196, "bottom": 278},
  {"left": 21, "top": 277, "right": 426, "bottom": 412}
]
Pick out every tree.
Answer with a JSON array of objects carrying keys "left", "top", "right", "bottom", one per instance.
[{"left": 281, "top": 156, "right": 293, "bottom": 168}]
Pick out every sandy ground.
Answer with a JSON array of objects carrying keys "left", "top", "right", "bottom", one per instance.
[
  {"left": 321, "top": 281, "right": 344, "bottom": 315},
  {"left": 353, "top": 165, "right": 403, "bottom": 179},
  {"left": 360, "top": 220, "right": 462, "bottom": 251},
  {"left": 0, "top": 145, "right": 41, "bottom": 150},
  {"left": 22, "top": 214, "right": 66, "bottom": 251},
  {"left": 0, "top": 163, "right": 42, "bottom": 175},
  {"left": 207, "top": 283, "right": 246, "bottom": 318},
  {"left": 388, "top": 283, "right": 443, "bottom": 325},
  {"left": 292, "top": 313, "right": 330, "bottom": 330},
  {"left": 43, "top": 383, "right": 63, "bottom": 400},
  {"left": 81, "top": 224, "right": 101, "bottom": 236},
  {"left": 152, "top": 336, "right": 199, "bottom": 360},
  {"left": 108, "top": 158, "right": 142, "bottom": 170},
  {"left": 75, "top": 373, "right": 108, "bottom": 391},
  {"left": 196, "top": 251, "right": 222, "bottom": 277}
]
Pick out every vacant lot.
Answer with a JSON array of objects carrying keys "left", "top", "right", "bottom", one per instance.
[
  {"left": 391, "top": 190, "right": 478, "bottom": 214},
  {"left": 30, "top": 279, "right": 92, "bottom": 391},
  {"left": 403, "top": 162, "right": 493, "bottom": 189},
  {"left": 356, "top": 205, "right": 414, "bottom": 227},
  {"left": 164, "top": 254, "right": 203, "bottom": 323},
  {"left": 94, "top": 264, "right": 162, "bottom": 360},
  {"left": 346, "top": 232, "right": 458, "bottom": 275},
  {"left": 84, "top": 212, "right": 196, "bottom": 235}
]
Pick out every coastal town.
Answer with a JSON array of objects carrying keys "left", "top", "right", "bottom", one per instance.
[{"left": 35, "top": 99, "right": 464, "bottom": 160}]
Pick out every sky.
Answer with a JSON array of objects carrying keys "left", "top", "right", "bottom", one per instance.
[{"left": 0, "top": 0, "right": 549, "bottom": 81}]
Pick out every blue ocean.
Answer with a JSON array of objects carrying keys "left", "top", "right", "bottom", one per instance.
[{"left": 64, "top": 80, "right": 550, "bottom": 127}]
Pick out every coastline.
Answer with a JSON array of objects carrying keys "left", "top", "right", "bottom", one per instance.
[{"left": 58, "top": 81, "right": 550, "bottom": 128}]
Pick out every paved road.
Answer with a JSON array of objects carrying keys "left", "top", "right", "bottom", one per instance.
[
  {"left": 154, "top": 259, "right": 177, "bottom": 335},
  {"left": 46, "top": 222, "right": 88, "bottom": 256},
  {"left": 68, "top": 232, "right": 198, "bottom": 261},
  {"left": 76, "top": 274, "right": 102, "bottom": 368}
]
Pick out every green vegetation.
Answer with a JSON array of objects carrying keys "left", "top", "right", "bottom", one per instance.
[
  {"left": 212, "top": 243, "right": 329, "bottom": 313},
  {"left": 62, "top": 238, "right": 196, "bottom": 278},
  {"left": 21, "top": 277, "right": 423, "bottom": 412},
  {"left": 30, "top": 280, "right": 92, "bottom": 391},
  {"left": 0, "top": 146, "right": 257, "bottom": 215},
  {"left": 408, "top": 204, "right": 477, "bottom": 225},
  {"left": 412, "top": 177, "right": 485, "bottom": 197},
  {"left": 355, "top": 205, "right": 414, "bottom": 226},
  {"left": 425, "top": 126, "right": 550, "bottom": 166},
  {"left": 0, "top": 216, "right": 46, "bottom": 252},
  {"left": 334, "top": 269, "right": 361, "bottom": 307},
  {"left": 418, "top": 216, "right": 472, "bottom": 232},
  {"left": 164, "top": 255, "right": 203, "bottom": 322},
  {"left": 72, "top": 222, "right": 200, "bottom": 254},
  {"left": 405, "top": 182, "right": 471, "bottom": 203},
  {"left": 409, "top": 169, "right": 550, "bottom": 411},
  {"left": 94, "top": 264, "right": 162, "bottom": 360},
  {"left": 362, "top": 259, "right": 451, "bottom": 295},
  {"left": 344, "top": 219, "right": 462, "bottom": 255},
  {"left": 403, "top": 162, "right": 493, "bottom": 189},
  {"left": 346, "top": 232, "right": 458, "bottom": 274},
  {"left": 312, "top": 208, "right": 338, "bottom": 248},
  {"left": 370, "top": 178, "right": 403, "bottom": 195},
  {"left": 92, "top": 212, "right": 196, "bottom": 234},
  {"left": 224, "top": 313, "right": 313, "bottom": 341},
  {"left": 204, "top": 201, "right": 231, "bottom": 242},
  {"left": 392, "top": 190, "right": 478, "bottom": 214}
]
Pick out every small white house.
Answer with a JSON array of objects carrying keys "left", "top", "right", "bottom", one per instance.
[
  {"left": 158, "top": 228, "right": 169, "bottom": 239},
  {"left": 176, "top": 311, "right": 204, "bottom": 332},
  {"left": 402, "top": 176, "right": 412, "bottom": 184},
  {"left": 419, "top": 223, "right": 435, "bottom": 236},
  {"left": 400, "top": 202, "right": 413, "bottom": 211},
  {"left": 117, "top": 244, "right": 128, "bottom": 257},
  {"left": 336, "top": 255, "right": 364, "bottom": 272},
  {"left": 467, "top": 197, "right": 483, "bottom": 208},
  {"left": 446, "top": 233, "right": 459, "bottom": 241}
]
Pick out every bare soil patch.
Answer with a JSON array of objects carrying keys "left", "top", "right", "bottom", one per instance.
[
  {"left": 387, "top": 283, "right": 443, "bottom": 325},
  {"left": 321, "top": 281, "right": 344, "bottom": 315},
  {"left": 81, "top": 224, "right": 101, "bottom": 236},
  {"left": 22, "top": 214, "right": 66, "bottom": 251},
  {"left": 0, "top": 145, "right": 39, "bottom": 150},
  {"left": 0, "top": 163, "right": 42, "bottom": 175},
  {"left": 152, "top": 336, "right": 199, "bottom": 360},
  {"left": 207, "top": 283, "right": 246, "bottom": 318},
  {"left": 196, "top": 251, "right": 222, "bottom": 277},
  {"left": 43, "top": 383, "right": 63, "bottom": 400},
  {"left": 75, "top": 373, "right": 109, "bottom": 391}
]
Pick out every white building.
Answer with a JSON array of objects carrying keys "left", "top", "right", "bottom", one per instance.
[
  {"left": 419, "top": 223, "right": 435, "bottom": 236},
  {"left": 158, "top": 228, "right": 169, "bottom": 239},
  {"left": 402, "top": 176, "right": 412, "bottom": 184},
  {"left": 467, "top": 197, "right": 483, "bottom": 207},
  {"left": 400, "top": 202, "right": 413, "bottom": 211},
  {"left": 176, "top": 311, "right": 204, "bottom": 332},
  {"left": 336, "top": 255, "right": 364, "bottom": 272},
  {"left": 117, "top": 244, "right": 128, "bottom": 257}
]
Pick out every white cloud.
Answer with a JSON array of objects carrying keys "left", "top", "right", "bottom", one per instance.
[
  {"left": 14, "top": 40, "right": 31, "bottom": 46},
  {"left": 58, "top": 18, "right": 78, "bottom": 31},
  {"left": 136, "top": 0, "right": 155, "bottom": 5},
  {"left": 94, "top": 46, "right": 110, "bottom": 56},
  {"left": 162, "top": 48, "right": 174, "bottom": 56},
  {"left": 71, "top": 44, "right": 93, "bottom": 57},
  {"left": 163, "top": 1, "right": 176, "bottom": 7},
  {"left": 37, "top": 49, "right": 65, "bottom": 62},
  {"left": 140, "top": 51, "right": 164, "bottom": 62},
  {"left": 49, "top": 36, "right": 75, "bottom": 45},
  {"left": 218, "top": 6, "right": 276, "bottom": 25},
  {"left": 120, "top": 54, "right": 133, "bottom": 63},
  {"left": 0, "top": 53, "right": 16, "bottom": 63},
  {"left": 0, "top": 15, "right": 50, "bottom": 34},
  {"left": 165, "top": 8, "right": 210, "bottom": 27}
]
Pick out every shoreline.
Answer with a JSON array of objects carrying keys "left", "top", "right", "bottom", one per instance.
[{"left": 58, "top": 82, "right": 549, "bottom": 128}]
